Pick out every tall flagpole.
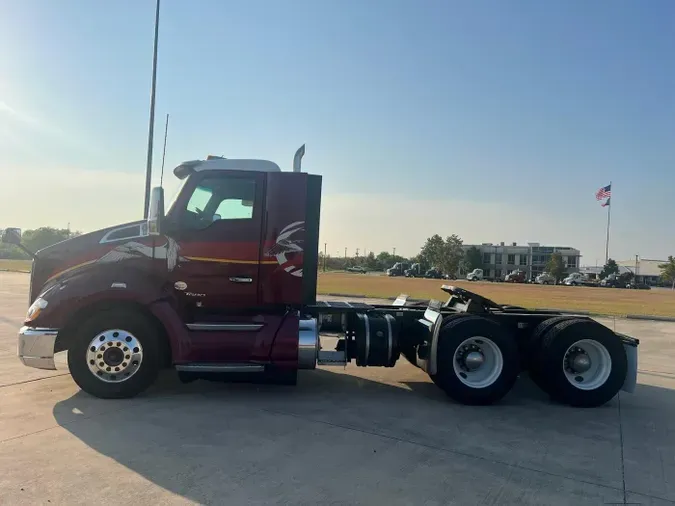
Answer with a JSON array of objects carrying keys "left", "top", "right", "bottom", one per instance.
[{"left": 605, "top": 180, "right": 612, "bottom": 263}]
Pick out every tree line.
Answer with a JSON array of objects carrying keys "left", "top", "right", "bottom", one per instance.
[{"left": 0, "top": 227, "right": 79, "bottom": 259}]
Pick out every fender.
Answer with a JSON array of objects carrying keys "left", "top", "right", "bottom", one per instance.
[
  {"left": 413, "top": 301, "right": 443, "bottom": 375},
  {"left": 28, "top": 264, "right": 185, "bottom": 361}
]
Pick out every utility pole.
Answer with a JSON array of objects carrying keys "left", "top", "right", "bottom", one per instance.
[
  {"left": 143, "top": 0, "right": 161, "bottom": 219},
  {"left": 355, "top": 248, "right": 359, "bottom": 257},
  {"left": 323, "top": 243, "right": 327, "bottom": 272},
  {"left": 635, "top": 254, "right": 639, "bottom": 279},
  {"left": 344, "top": 247, "right": 347, "bottom": 258},
  {"left": 393, "top": 247, "right": 396, "bottom": 257}
]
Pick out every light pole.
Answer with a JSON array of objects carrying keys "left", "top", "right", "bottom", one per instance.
[
  {"left": 323, "top": 243, "right": 327, "bottom": 272},
  {"left": 143, "top": 0, "right": 161, "bottom": 219}
]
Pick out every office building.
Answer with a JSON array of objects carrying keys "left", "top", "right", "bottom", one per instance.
[{"left": 462, "top": 242, "right": 582, "bottom": 281}]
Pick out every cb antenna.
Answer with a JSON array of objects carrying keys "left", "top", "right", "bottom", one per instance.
[{"left": 159, "top": 113, "right": 170, "bottom": 187}]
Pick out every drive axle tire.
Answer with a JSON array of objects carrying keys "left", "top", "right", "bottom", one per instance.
[
  {"left": 527, "top": 316, "right": 582, "bottom": 389},
  {"left": 68, "top": 309, "right": 162, "bottom": 399},
  {"left": 431, "top": 316, "right": 519, "bottom": 405},
  {"left": 532, "top": 319, "right": 627, "bottom": 407}
]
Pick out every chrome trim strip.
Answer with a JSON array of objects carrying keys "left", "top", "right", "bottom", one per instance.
[
  {"left": 18, "top": 326, "right": 59, "bottom": 370},
  {"left": 186, "top": 323, "right": 264, "bottom": 332},
  {"left": 229, "top": 276, "right": 253, "bottom": 284},
  {"left": 175, "top": 363, "right": 265, "bottom": 373},
  {"left": 297, "top": 318, "right": 319, "bottom": 370},
  {"left": 364, "top": 314, "right": 370, "bottom": 363}
]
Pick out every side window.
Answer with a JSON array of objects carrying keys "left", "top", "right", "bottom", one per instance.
[
  {"left": 186, "top": 186, "right": 213, "bottom": 215},
  {"left": 180, "top": 176, "right": 256, "bottom": 229}
]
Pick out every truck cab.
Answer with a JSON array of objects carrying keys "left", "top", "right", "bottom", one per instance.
[
  {"left": 563, "top": 272, "right": 586, "bottom": 286},
  {"left": 466, "top": 268, "right": 483, "bottom": 281},
  {"left": 7, "top": 148, "right": 324, "bottom": 397},
  {"left": 404, "top": 263, "right": 421, "bottom": 277},
  {"left": 387, "top": 262, "right": 409, "bottom": 277},
  {"left": 504, "top": 269, "right": 527, "bottom": 283}
]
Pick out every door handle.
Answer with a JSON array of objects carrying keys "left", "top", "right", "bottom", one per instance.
[{"left": 229, "top": 276, "right": 253, "bottom": 284}]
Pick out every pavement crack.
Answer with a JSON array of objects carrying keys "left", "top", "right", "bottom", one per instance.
[
  {"left": 0, "top": 373, "right": 71, "bottom": 389},
  {"left": 263, "top": 407, "right": 675, "bottom": 505},
  {"left": 617, "top": 392, "right": 627, "bottom": 505}
]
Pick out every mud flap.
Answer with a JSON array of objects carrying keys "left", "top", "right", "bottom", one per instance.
[{"left": 621, "top": 342, "right": 638, "bottom": 393}]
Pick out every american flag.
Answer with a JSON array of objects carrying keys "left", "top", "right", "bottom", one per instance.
[
  {"left": 601, "top": 197, "right": 610, "bottom": 207},
  {"left": 595, "top": 184, "right": 611, "bottom": 200}
]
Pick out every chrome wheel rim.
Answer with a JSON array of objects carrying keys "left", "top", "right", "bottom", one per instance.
[
  {"left": 563, "top": 339, "right": 612, "bottom": 390},
  {"left": 453, "top": 336, "right": 504, "bottom": 388},
  {"left": 86, "top": 329, "right": 143, "bottom": 383}
]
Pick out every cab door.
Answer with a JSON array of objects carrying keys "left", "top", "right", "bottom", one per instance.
[{"left": 164, "top": 170, "right": 266, "bottom": 320}]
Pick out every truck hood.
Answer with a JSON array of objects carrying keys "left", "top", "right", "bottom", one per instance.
[{"left": 30, "top": 221, "right": 147, "bottom": 302}]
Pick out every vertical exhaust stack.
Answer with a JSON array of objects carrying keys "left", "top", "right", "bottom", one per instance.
[{"left": 293, "top": 144, "right": 306, "bottom": 172}]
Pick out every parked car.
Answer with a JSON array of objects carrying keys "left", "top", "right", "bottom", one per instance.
[
  {"left": 504, "top": 269, "right": 527, "bottom": 283},
  {"left": 346, "top": 266, "right": 367, "bottom": 274},
  {"left": 535, "top": 272, "right": 555, "bottom": 285},
  {"left": 466, "top": 268, "right": 483, "bottom": 281}
]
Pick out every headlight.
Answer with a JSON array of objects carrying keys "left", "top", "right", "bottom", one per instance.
[{"left": 26, "top": 297, "right": 48, "bottom": 322}]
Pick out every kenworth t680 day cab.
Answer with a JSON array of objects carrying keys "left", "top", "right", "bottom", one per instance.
[{"left": 3, "top": 148, "right": 639, "bottom": 407}]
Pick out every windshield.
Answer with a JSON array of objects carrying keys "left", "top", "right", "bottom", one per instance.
[{"left": 164, "top": 178, "right": 189, "bottom": 216}]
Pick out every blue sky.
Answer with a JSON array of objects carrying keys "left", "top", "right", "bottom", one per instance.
[{"left": 1, "top": 0, "right": 673, "bottom": 264}]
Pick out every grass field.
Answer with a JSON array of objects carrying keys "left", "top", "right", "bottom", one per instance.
[
  {"left": 0, "top": 259, "right": 32, "bottom": 272},
  {"left": 317, "top": 272, "right": 675, "bottom": 317},
  {"left": 1, "top": 261, "right": 672, "bottom": 317}
]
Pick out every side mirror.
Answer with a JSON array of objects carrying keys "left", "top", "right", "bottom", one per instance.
[
  {"left": 147, "top": 187, "right": 165, "bottom": 236},
  {"left": 1, "top": 228, "right": 22, "bottom": 245}
]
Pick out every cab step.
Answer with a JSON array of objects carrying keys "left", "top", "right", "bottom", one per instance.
[{"left": 175, "top": 363, "right": 265, "bottom": 373}]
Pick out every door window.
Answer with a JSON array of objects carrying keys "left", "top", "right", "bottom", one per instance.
[{"left": 180, "top": 176, "right": 257, "bottom": 230}]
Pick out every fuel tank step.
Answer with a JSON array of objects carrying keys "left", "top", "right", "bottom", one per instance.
[
  {"left": 317, "top": 350, "right": 347, "bottom": 366},
  {"left": 175, "top": 363, "right": 265, "bottom": 373}
]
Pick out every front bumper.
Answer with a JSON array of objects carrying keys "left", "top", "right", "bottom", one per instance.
[{"left": 18, "top": 326, "right": 59, "bottom": 370}]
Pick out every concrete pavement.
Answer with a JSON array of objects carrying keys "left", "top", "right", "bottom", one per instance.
[{"left": 1, "top": 271, "right": 675, "bottom": 505}]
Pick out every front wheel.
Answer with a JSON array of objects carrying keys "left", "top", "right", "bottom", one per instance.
[
  {"left": 431, "top": 316, "right": 519, "bottom": 405},
  {"left": 68, "top": 309, "right": 163, "bottom": 399}
]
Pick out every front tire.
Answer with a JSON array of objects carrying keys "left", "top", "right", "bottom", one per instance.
[
  {"left": 68, "top": 309, "right": 162, "bottom": 399},
  {"left": 431, "top": 316, "right": 519, "bottom": 405}
]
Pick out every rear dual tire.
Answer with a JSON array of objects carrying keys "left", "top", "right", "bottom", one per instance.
[{"left": 529, "top": 318, "right": 627, "bottom": 407}]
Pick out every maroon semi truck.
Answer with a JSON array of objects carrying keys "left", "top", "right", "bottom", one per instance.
[{"left": 2, "top": 148, "right": 639, "bottom": 407}]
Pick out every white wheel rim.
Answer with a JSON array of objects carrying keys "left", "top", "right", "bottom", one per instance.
[
  {"left": 452, "top": 336, "right": 504, "bottom": 388},
  {"left": 86, "top": 329, "right": 144, "bottom": 383},
  {"left": 562, "top": 339, "right": 612, "bottom": 390}
]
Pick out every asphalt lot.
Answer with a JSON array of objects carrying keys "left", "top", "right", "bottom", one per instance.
[{"left": 2, "top": 272, "right": 675, "bottom": 505}]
